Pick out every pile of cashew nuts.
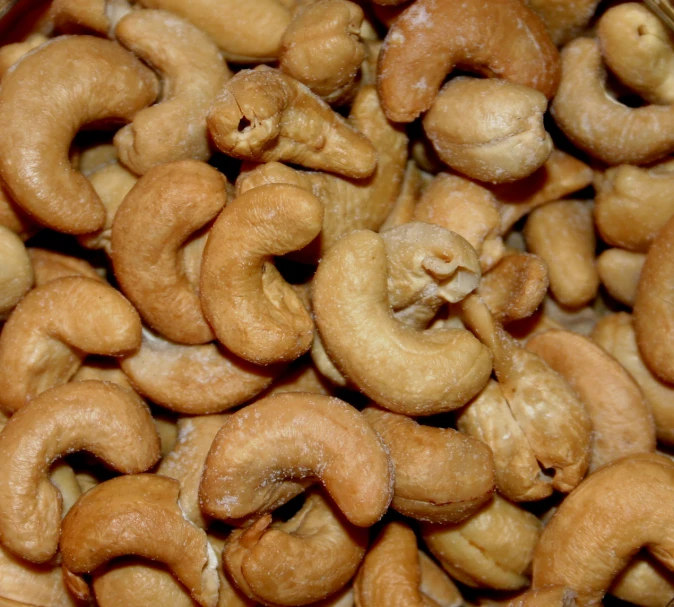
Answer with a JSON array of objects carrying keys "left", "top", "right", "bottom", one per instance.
[{"left": 3, "top": 0, "right": 674, "bottom": 605}]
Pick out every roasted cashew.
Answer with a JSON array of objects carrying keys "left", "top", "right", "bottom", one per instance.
[
  {"left": 200, "top": 393, "right": 393, "bottom": 527},
  {"left": 363, "top": 405, "right": 494, "bottom": 523},
  {"left": 113, "top": 9, "right": 231, "bottom": 174},
  {"left": 596, "top": 249, "right": 645, "bottom": 308},
  {"left": 224, "top": 490, "right": 367, "bottom": 606},
  {"left": 377, "top": 0, "right": 559, "bottom": 122},
  {"left": 0, "top": 33, "right": 47, "bottom": 79},
  {"left": 423, "top": 78, "right": 552, "bottom": 184},
  {"left": 207, "top": 68, "right": 377, "bottom": 179},
  {"left": 112, "top": 160, "right": 227, "bottom": 345},
  {"left": 380, "top": 160, "right": 423, "bottom": 232},
  {"left": 27, "top": 248, "right": 102, "bottom": 287},
  {"left": 200, "top": 184, "right": 322, "bottom": 365},
  {"left": 506, "top": 587, "right": 578, "bottom": 607},
  {"left": 0, "top": 381, "right": 160, "bottom": 563},
  {"left": 0, "top": 226, "right": 33, "bottom": 320},
  {"left": 610, "top": 554, "right": 674, "bottom": 607},
  {"left": 313, "top": 229, "right": 492, "bottom": 415},
  {"left": 50, "top": 0, "right": 129, "bottom": 36},
  {"left": 0, "top": 36, "right": 158, "bottom": 234},
  {"left": 61, "top": 474, "right": 219, "bottom": 607},
  {"left": 0, "top": 186, "right": 35, "bottom": 241},
  {"left": 525, "top": 0, "right": 598, "bottom": 45},
  {"left": 262, "top": 359, "right": 331, "bottom": 397},
  {"left": 0, "top": 277, "right": 141, "bottom": 414}
]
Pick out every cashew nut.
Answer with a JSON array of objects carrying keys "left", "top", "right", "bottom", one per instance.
[
  {"left": 380, "top": 160, "right": 424, "bottom": 232},
  {"left": 596, "top": 249, "right": 645, "bottom": 308},
  {"left": 0, "top": 186, "right": 35, "bottom": 241},
  {"left": 610, "top": 554, "right": 674, "bottom": 607},
  {"left": 27, "top": 248, "right": 102, "bottom": 287},
  {"left": 50, "top": 0, "right": 128, "bottom": 36},
  {"left": 506, "top": 587, "right": 578, "bottom": 607},
  {"left": 262, "top": 359, "right": 331, "bottom": 398},
  {"left": 525, "top": 0, "right": 599, "bottom": 45},
  {"left": 0, "top": 33, "right": 47, "bottom": 79},
  {"left": 0, "top": 226, "right": 33, "bottom": 320}
]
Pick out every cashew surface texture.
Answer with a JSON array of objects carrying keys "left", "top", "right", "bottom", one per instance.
[
  {"left": 0, "top": 36, "right": 158, "bottom": 233},
  {"left": 0, "top": 277, "right": 141, "bottom": 414},
  {"left": 0, "top": 33, "right": 48, "bottom": 79},
  {"left": 199, "top": 393, "right": 393, "bottom": 527},
  {"left": 377, "top": 0, "right": 560, "bottom": 122},
  {"left": 0, "top": 381, "right": 160, "bottom": 563},
  {"left": 207, "top": 68, "right": 377, "bottom": 179},
  {"left": 595, "top": 249, "right": 644, "bottom": 308},
  {"left": 27, "top": 248, "right": 102, "bottom": 287},
  {"left": 525, "top": 0, "right": 598, "bottom": 45},
  {"left": 0, "top": 226, "right": 33, "bottom": 320}
]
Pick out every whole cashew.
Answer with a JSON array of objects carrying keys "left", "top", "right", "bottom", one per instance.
[
  {"left": 377, "top": 0, "right": 560, "bottom": 122},
  {"left": 0, "top": 277, "right": 141, "bottom": 414},
  {"left": 0, "top": 226, "right": 33, "bottom": 320},
  {"left": 0, "top": 381, "right": 160, "bottom": 563},
  {"left": 200, "top": 184, "right": 322, "bottom": 365},
  {"left": 200, "top": 393, "right": 393, "bottom": 527},
  {"left": 0, "top": 33, "right": 48, "bottom": 79},
  {"left": 224, "top": 491, "right": 367, "bottom": 606},
  {"left": 0, "top": 36, "right": 159, "bottom": 234},
  {"left": 363, "top": 405, "right": 494, "bottom": 523},
  {"left": 596, "top": 249, "right": 645, "bottom": 308},
  {"left": 207, "top": 68, "right": 377, "bottom": 179},
  {"left": 60, "top": 474, "right": 219, "bottom": 607},
  {"left": 27, "top": 248, "right": 102, "bottom": 287}
]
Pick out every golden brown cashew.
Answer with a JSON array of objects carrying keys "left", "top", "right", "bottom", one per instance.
[
  {"left": 200, "top": 184, "right": 322, "bottom": 365},
  {"left": 113, "top": 9, "right": 231, "bottom": 174},
  {"left": 525, "top": 0, "right": 598, "bottom": 45},
  {"left": 423, "top": 78, "right": 552, "bottom": 184},
  {"left": 27, "top": 248, "right": 102, "bottom": 287},
  {"left": 0, "top": 277, "right": 141, "bottom": 414},
  {"left": 262, "top": 359, "right": 331, "bottom": 397},
  {"left": 0, "top": 226, "right": 33, "bottom": 320},
  {"left": 60, "top": 474, "right": 219, "bottom": 607},
  {"left": 377, "top": 0, "right": 560, "bottom": 122},
  {"left": 506, "top": 587, "right": 578, "bottom": 607},
  {"left": 0, "top": 186, "right": 35, "bottom": 241},
  {"left": 112, "top": 160, "right": 227, "bottom": 345},
  {"left": 610, "top": 554, "right": 674, "bottom": 607},
  {"left": 0, "top": 36, "right": 158, "bottom": 234},
  {"left": 0, "top": 381, "right": 160, "bottom": 563},
  {"left": 532, "top": 453, "right": 674, "bottom": 603},
  {"left": 200, "top": 393, "right": 393, "bottom": 527},
  {"left": 50, "top": 0, "right": 130, "bottom": 36},
  {"left": 362, "top": 405, "right": 494, "bottom": 523},
  {"left": 596, "top": 249, "right": 645, "bottom": 308},
  {"left": 207, "top": 68, "right": 377, "bottom": 179},
  {"left": 0, "top": 33, "right": 48, "bottom": 79},
  {"left": 224, "top": 491, "right": 367, "bottom": 605},
  {"left": 313, "top": 229, "right": 492, "bottom": 415},
  {"left": 379, "top": 161, "right": 423, "bottom": 232}
]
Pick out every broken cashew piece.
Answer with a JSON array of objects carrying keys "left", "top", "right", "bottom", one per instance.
[
  {"left": 596, "top": 249, "right": 645, "bottom": 308},
  {"left": 0, "top": 226, "right": 33, "bottom": 320}
]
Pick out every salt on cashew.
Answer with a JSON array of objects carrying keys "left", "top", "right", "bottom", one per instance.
[
  {"left": 0, "top": 277, "right": 141, "bottom": 414},
  {"left": 200, "top": 184, "right": 323, "bottom": 365},
  {"left": 377, "top": 0, "right": 560, "bottom": 123},
  {"left": 0, "top": 226, "right": 33, "bottom": 320},
  {"left": 224, "top": 490, "right": 368, "bottom": 606},
  {"left": 0, "top": 36, "right": 159, "bottom": 234},
  {"left": 596, "top": 249, "right": 645, "bottom": 308},
  {"left": 60, "top": 474, "right": 219, "bottom": 607},
  {"left": 207, "top": 68, "right": 377, "bottom": 179},
  {"left": 422, "top": 77, "right": 552, "bottom": 184},
  {"left": 199, "top": 393, "right": 393, "bottom": 527},
  {"left": 27, "top": 248, "right": 102, "bottom": 287},
  {"left": 0, "top": 33, "right": 48, "bottom": 79},
  {"left": 112, "top": 160, "right": 227, "bottom": 345},
  {"left": 113, "top": 9, "right": 231, "bottom": 174},
  {"left": 313, "top": 229, "right": 492, "bottom": 416},
  {"left": 0, "top": 381, "right": 160, "bottom": 563},
  {"left": 362, "top": 405, "right": 494, "bottom": 523}
]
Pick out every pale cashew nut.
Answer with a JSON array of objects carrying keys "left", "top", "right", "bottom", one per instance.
[
  {"left": 610, "top": 554, "right": 674, "bottom": 607},
  {"left": 27, "top": 248, "right": 102, "bottom": 287},
  {"left": 0, "top": 277, "right": 141, "bottom": 414},
  {"left": 0, "top": 33, "right": 48, "bottom": 79},
  {"left": 377, "top": 0, "right": 560, "bottom": 122},
  {"left": 0, "top": 226, "right": 33, "bottom": 320},
  {"left": 76, "top": 141, "right": 119, "bottom": 176},
  {"left": 596, "top": 249, "right": 645, "bottom": 308},
  {"left": 200, "top": 393, "right": 393, "bottom": 527},
  {"left": 0, "top": 36, "right": 159, "bottom": 233},
  {"left": 0, "top": 186, "right": 35, "bottom": 241},
  {"left": 200, "top": 184, "right": 323, "bottom": 364}
]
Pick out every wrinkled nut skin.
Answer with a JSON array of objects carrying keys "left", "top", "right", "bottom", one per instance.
[
  {"left": 0, "top": 36, "right": 159, "bottom": 234},
  {"left": 112, "top": 160, "right": 228, "bottom": 345},
  {"left": 0, "top": 277, "right": 142, "bottom": 414},
  {"left": 596, "top": 249, "right": 645, "bottom": 308},
  {"left": 200, "top": 184, "right": 323, "bottom": 365},
  {"left": 27, "top": 248, "right": 102, "bottom": 287},
  {"left": 0, "top": 381, "right": 160, "bottom": 563},
  {"left": 377, "top": 0, "right": 560, "bottom": 122},
  {"left": 200, "top": 393, "right": 393, "bottom": 528},
  {"left": 423, "top": 78, "right": 552, "bottom": 184},
  {"left": 363, "top": 406, "right": 494, "bottom": 524},
  {"left": 0, "top": 226, "right": 33, "bottom": 320},
  {"left": 313, "top": 230, "right": 492, "bottom": 416},
  {"left": 207, "top": 68, "right": 377, "bottom": 179},
  {"left": 224, "top": 491, "right": 367, "bottom": 606}
]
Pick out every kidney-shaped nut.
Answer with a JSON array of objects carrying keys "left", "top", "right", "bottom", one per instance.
[
  {"left": 313, "top": 230, "right": 492, "bottom": 416},
  {"left": 0, "top": 381, "right": 160, "bottom": 563},
  {"left": 0, "top": 36, "right": 158, "bottom": 234},
  {"left": 423, "top": 77, "right": 552, "bottom": 184},
  {"left": 200, "top": 184, "right": 323, "bottom": 365},
  {"left": 61, "top": 474, "right": 219, "bottom": 607},
  {"left": 377, "top": 0, "right": 559, "bottom": 122},
  {"left": 0, "top": 226, "right": 33, "bottom": 320},
  {"left": 200, "top": 392, "right": 393, "bottom": 528},
  {"left": 207, "top": 68, "right": 377, "bottom": 179},
  {"left": 596, "top": 249, "right": 645, "bottom": 308},
  {"left": 0, "top": 277, "right": 141, "bottom": 414},
  {"left": 224, "top": 491, "right": 367, "bottom": 606},
  {"left": 27, "top": 248, "right": 103, "bottom": 287}
]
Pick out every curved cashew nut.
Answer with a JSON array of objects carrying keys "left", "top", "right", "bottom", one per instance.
[
  {"left": 0, "top": 226, "right": 33, "bottom": 320},
  {"left": 0, "top": 36, "right": 159, "bottom": 233},
  {"left": 313, "top": 230, "right": 492, "bottom": 416},
  {"left": 0, "top": 381, "right": 160, "bottom": 563},
  {"left": 112, "top": 160, "right": 227, "bottom": 345},
  {"left": 596, "top": 249, "right": 645, "bottom": 308},
  {"left": 113, "top": 9, "right": 231, "bottom": 174},
  {"left": 207, "top": 68, "right": 377, "bottom": 179},
  {"left": 200, "top": 393, "right": 393, "bottom": 527},
  {"left": 363, "top": 405, "right": 494, "bottom": 523},
  {"left": 60, "top": 474, "right": 219, "bottom": 607},
  {"left": 200, "top": 184, "right": 323, "bottom": 364},
  {"left": 0, "top": 33, "right": 48, "bottom": 79},
  {"left": 377, "top": 0, "right": 559, "bottom": 122},
  {"left": 0, "top": 277, "right": 141, "bottom": 414},
  {"left": 27, "top": 248, "right": 102, "bottom": 287}
]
